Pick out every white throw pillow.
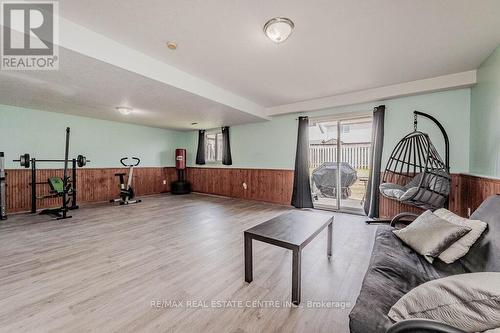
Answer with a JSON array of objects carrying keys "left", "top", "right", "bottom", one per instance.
[
  {"left": 434, "top": 209, "right": 487, "bottom": 264},
  {"left": 389, "top": 272, "right": 500, "bottom": 332},
  {"left": 393, "top": 210, "right": 471, "bottom": 263}
]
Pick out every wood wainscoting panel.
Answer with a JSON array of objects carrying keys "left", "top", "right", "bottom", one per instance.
[
  {"left": 186, "top": 169, "right": 499, "bottom": 217},
  {"left": 459, "top": 174, "right": 500, "bottom": 217},
  {"left": 6, "top": 165, "right": 498, "bottom": 218},
  {"left": 186, "top": 167, "right": 294, "bottom": 205},
  {"left": 5, "top": 167, "right": 177, "bottom": 213}
]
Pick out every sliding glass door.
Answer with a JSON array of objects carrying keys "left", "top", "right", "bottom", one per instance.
[
  {"left": 309, "top": 120, "right": 340, "bottom": 210},
  {"left": 309, "top": 116, "right": 372, "bottom": 214},
  {"left": 338, "top": 118, "right": 372, "bottom": 213}
]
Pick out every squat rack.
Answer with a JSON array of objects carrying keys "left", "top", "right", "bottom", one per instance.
[
  {"left": 13, "top": 128, "right": 90, "bottom": 220},
  {"left": 28, "top": 158, "right": 79, "bottom": 216}
]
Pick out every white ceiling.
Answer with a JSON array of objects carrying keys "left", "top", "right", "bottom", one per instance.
[
  {"left": 59, "top": 0, "right": 500, "bottom": 107},
  {"left": 1, "top": 1, "right": 500, "bottom": 129},
  {"left": 0, "top": 48, "right": 263, "bottom": 130}
]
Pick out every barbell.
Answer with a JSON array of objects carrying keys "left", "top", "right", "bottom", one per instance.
[{"left": 14, "top": 154, "right": 90, "bottom": 168}]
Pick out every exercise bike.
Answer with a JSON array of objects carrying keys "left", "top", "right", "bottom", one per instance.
[{"left": 111, "top": 157, "right": 142, "bottom": 205}]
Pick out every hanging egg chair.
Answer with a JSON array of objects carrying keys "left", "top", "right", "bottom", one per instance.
[{"left": 379, "top": 111, "right": 451, "bottom": 214}]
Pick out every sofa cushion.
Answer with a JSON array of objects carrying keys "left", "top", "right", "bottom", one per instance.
[
  {"left": 393, "top": 210, "right": 471, "bottom": 263},
  {"left": 460, "top": 195, "right": 500, "bottom": 272},
  {"left": 349, "top": 227, "right": 440, "bottom": 333},
  {"left": 388, "top": 272, "right": 500, "bottom": 332},
  {"left": 349, "top": 226, "right": 468, "bottom": 333},
  {"left": 350, "top": 195, "right": 500, "bottom": 333},
  {"left": 434, "top": 209, "right": 488, "bottom": 264}
]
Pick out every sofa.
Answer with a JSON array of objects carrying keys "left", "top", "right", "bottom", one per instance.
[{"left": 349, "top": 194, "right": 500, "bottom": 333}]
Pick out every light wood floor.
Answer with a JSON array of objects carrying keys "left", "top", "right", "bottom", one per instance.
[{"left": 0, "top": 194, "right": 377, "bottom": 333}]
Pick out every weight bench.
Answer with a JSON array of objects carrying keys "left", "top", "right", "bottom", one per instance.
[
  {"left": 39, "top": 177, "right": 72, "bottom": 218},
  {"left": 48, "top": 177, "right": 65, "bottom": 195}
]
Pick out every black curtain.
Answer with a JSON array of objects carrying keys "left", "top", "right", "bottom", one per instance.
[
  {"left": 291, "top": 116, "right": 314, "bottom": 208},
  {"left": 221, "top": 126, "right": 232, "bottom": 165},
  {"left": 364, "top": 105, "right": 385, "bottom": 218},
  {"left": 196, "top": 130, "right": 206, "bottom": 165}
]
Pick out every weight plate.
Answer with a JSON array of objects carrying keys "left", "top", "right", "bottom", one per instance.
[
  {"left": 20, "top": 153, "right": 30, "bottom": 168},
  {"left": 77, "top": 155, "right": 87, "bottom": 167}
]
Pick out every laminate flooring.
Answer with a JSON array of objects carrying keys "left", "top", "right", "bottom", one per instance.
[{"left": 0, "top": 194, "right": 377, "bottom": 333}]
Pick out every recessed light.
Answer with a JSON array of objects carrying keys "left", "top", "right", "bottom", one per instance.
[
  {"left": 166, "top": 41, "right": 177, "bottom": 50},
  {"left": 116, "top": 106, "right": 133, "bottom": 115},
  {"left": 263, "top": 17, "right": 294, "bottom": 43}
]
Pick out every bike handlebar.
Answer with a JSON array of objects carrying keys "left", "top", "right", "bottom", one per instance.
[{"left": 120, "top": 157, "right": 141, "bottom": 167}]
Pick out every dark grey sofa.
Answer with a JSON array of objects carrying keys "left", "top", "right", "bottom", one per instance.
[{"left": 349, "top": 194, "right": 500, "bottom": 333}]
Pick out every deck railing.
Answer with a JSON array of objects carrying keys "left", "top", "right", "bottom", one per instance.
[{"left": 309, "top": 143, "right": 371, "bottom": 169}]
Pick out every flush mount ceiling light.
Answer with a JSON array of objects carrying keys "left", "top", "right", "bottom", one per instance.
[
  {"left": 263, "top": 17, "right": 294, "bottom": 43},
  {"left": 116, "top": 106, "right": 133, "bottom": 115}
]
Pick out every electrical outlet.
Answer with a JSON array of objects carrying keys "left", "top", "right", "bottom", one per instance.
[
  {"left": 242, "top": 182, "right": 248, "bottom": 190},
  {"left": 163, "top": 180, "right": 167, "bottom": 185}
]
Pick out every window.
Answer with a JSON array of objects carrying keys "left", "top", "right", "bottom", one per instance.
[{"left": 205, "top": 132, "right": 223, "bottom": 162}]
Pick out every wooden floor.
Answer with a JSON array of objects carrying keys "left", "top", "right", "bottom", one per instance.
[{"left": 0, "top": 194, "right": 377, "bottom": 333}]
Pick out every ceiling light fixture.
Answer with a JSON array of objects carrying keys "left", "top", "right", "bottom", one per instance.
[
  {"left": 263, "top": 17, "right": 294, "bottom": 43},
  {"left": 116, "top": 106, "right": 133, "bottom": 115},
  {"left": 166, "top": 41, "right": 177, "bottom": 50}
]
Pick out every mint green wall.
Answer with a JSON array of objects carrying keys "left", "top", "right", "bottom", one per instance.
[
  {"left": 181, "top": 89, "right": 471, "bottom": 173},
  {"left": 470, "top": 46, "right": 500, "bottom": 178},
  {"left": 0, "top": 105, "right": 182, "bottom": 169},
  {"left": 1, "top": 88, "right": 471, "bottom": 172}
]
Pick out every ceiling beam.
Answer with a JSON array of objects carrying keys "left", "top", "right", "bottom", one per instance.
[
  {"left": 266, "top": 71, "right": 477, "bottom": 116},
  {"left": 56, "top": 17, "right": 269, "bottom": 120}
]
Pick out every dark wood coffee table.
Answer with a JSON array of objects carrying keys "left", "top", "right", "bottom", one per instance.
[{"left": 244, "top": 210, "right": 334, "bottom": 305}]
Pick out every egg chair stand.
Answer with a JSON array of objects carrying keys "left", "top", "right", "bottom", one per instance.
[{"left": 367, "top": 111, "right": 451, "bottom": 224}]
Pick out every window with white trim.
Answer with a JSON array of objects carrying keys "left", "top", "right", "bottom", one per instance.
[{"left": 205, "top": 131, "right": 223, "bottom": 162}]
